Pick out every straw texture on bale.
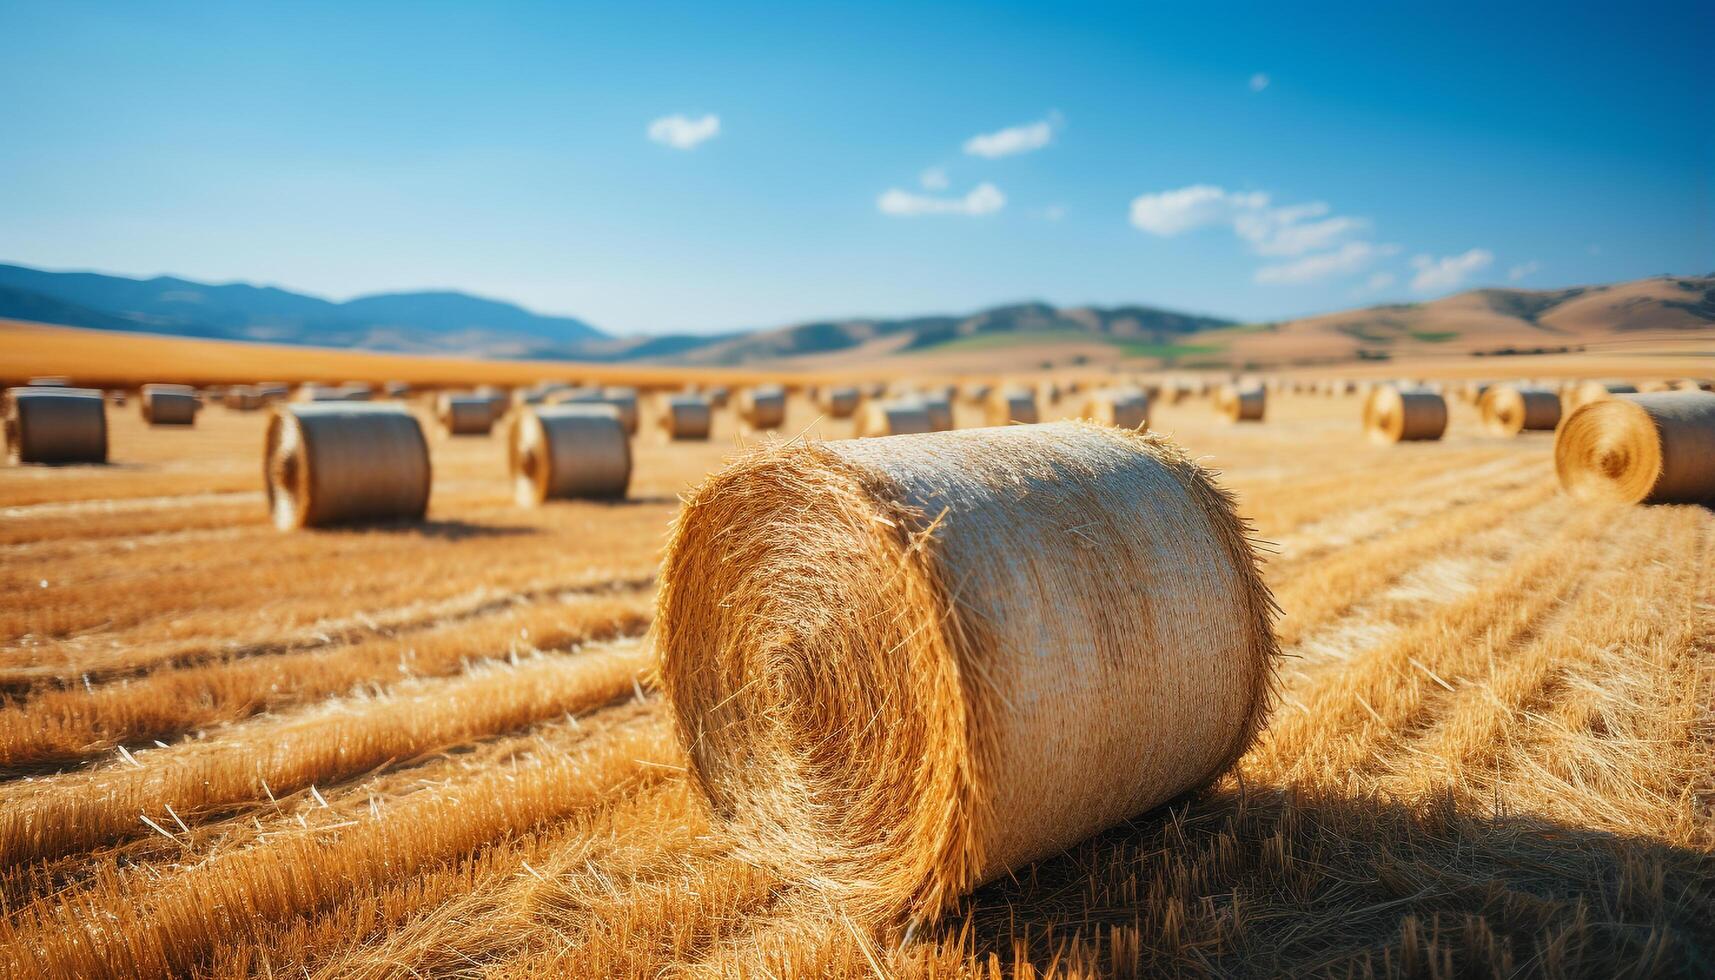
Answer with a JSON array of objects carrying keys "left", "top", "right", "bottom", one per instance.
[
  {"left": 855, "top": 399, "right": 933, "bottom": 438},
  {"left": 1080, "top": 388, "right": 1150, "bottom": 430},
  {"left": 1553, "top": 391, "right": 1715, "bottom": 505},
  {"left": 437, "top": 393, "right": 496, "bottom": 436},
  {"left": 508, "top": 405, "right": 630, "bottom": 505},
  {"left": 1215, "top": 384, "right": 1266, "bottom": 422},
  {"left": 661, "top": 395, "right": 713, "bottom": 440},
  {"left": 1481, "top": 384, "right": 1561, "bottom": 435},
  {"left": 985, "top": 387, "right": 1039, "bottom": 426},
  {"left": 4, "top": 387, "right": 107, "bottom": 464},
  {"left": 656, "top": 421, "right": 1278, "bottom": 923},
  {"left": 821, "top": 386, "right": 862, "bottom": 419},
  {"left": 140, "top": 383, "right": 199, "bottom": 425},
  {"left": 263, "top": 404, "right": 431, "bottom": 530},
  {"left": 737, "top": 385, "right": 787, "bottom": 430},
  {"left": 1363, "top": 386, "right": 1448, "bottom": 443}
]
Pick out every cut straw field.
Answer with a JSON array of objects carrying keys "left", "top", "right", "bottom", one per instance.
[{"left": 2, "top": 387, "right": 1711, "bottom": 978}]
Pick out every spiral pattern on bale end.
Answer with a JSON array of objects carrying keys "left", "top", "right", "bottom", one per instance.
[
  {"left": 1080, "top": 388, "right": 1150, "bottom": 430},
  {"left": 855, "top": 399, "right": 932, "bottom": 438},
  {"left": 737, "top": 385, "right": 787, "bottom": 430},
  {"left": 1363, "top": 386, "right": 1448, "bottom": 443},
  {"left": 140, "top": 384, "right": 199, "bottom": 426},
  {"left": 1481, "top": 385, "right": 1561, "bottom": 435},
  {"left": 508, "top": 405, "right": 630, "bottom": 505},
  {"left": 264, "top": 404, "right": 430, "bottom": 531},
  {"left": 1215, "top": 385, "right": 1266, "bottom": 423},
  {"left": 656, "top": 421, "right": 1278, "bottom": 923},
  {"left": 661, "top": 395, "right": 713, "bottom": 440},
  {"left": 437, "top": 393, "right": 496, "bottom": 436},
  {"left": 1553, "top": 391, "right": 1715, "bottom": 505},
  {"left": 985, "top": 388, "right": 1039, "bottom": 426},
  {"left": 4, "top": 387, "right": 107, "bottom": 465}
]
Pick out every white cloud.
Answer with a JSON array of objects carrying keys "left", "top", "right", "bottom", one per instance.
[
  {"left": 1366, "top": 271, "right": 1397, "bottom": 290},
  {"left": 1249, "top": 73, "right": 1270, "bottom": 92},
  {"left": 647, "top": 113, "right": 720, "bottom": 150},
  {"left": 1508, "top": 260, "right": 1541, "bottom": 282},
  {"left": 1130, "top": 184, "right": 1363, "bottom": 256},
  {"left": 1128, "top": 184, "right": 1267, "bottom": 236},
  {"left": 963, "top": 114, "right": 1058, "bottom": 158},
  {"left": 1255, "top": 242, "right": 1396, "bottom": 285},
  {"left": 1410, "top": 249, "right": 1494, "bottom": 293},
  {"left": 877, "top": 182, "right": 1005, "bottom": 217},
  {"left": 919, "top": 167, "right": 949, "bottom": 190}
]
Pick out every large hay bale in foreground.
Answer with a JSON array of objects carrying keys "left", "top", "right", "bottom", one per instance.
[
  {"left": 264, "top": 404, "right": 430, "bottom": 530},
  {"left": 1081, "top": 388, "right": 1150, "bottom": 430},
  {"left": 821, "top": 386, "right": 862, "bottom": 419},
  {"left": 1214, "top": 384, "right": 1266, "bottom": 422},
  {"left": 855, "top": 399, "right": 932, "bottom": 438},
  {"left": 737, "top": 385, "right": 787, "bottom": 430},
  {"left": 509, "top": 405, "right": 630, "bottom": 505},
  {"left": 985, "top": 387, "right": 1039, "bottom": 426},
  {"left": 1363, "top": 386, "right": 1447, "bottom": 443},
  {"left": 437, "top": 393, "right": 496, "bottom": 436},
  {"left": 4, "top": 387, "right": 107, "bottom": 464},
  {"left": 661, "top": 395, "right": 713, "bottom": 440},
  {"left": 1481, "top": 385, "right": 1561, "bottom": 435},
  {"left": 656, "top": 421, "right": 1277, "bottom": 921},
  {"left": 141, "top": 384, "right": 199, "bottom": 426},
  {"left": 1554, "top": 392, "right": 1715, "bottom": 505}
]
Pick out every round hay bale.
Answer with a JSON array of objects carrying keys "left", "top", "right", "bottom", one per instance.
[
  {"left": 656, "top": 421, "right": 1277, "bottom": 921},
  {"left": 737, "top": 385, "right": 787, "bottom": 430},
  {"left": 1566, "top": 380, "right": 1638, "bottom": 414},
  {"left": 704, "top": 385, "right": 732, "bottom": 408},
  {"left": 140, "top": 384, "right": 200, "bottom": 426},
  {"left": 602, "top": 387, "right": 640, "bottom": 435},
  {"left": 437, "top": 392, "right": 496, "bottom": 436},
  {"left": 964, "top": 383, "right": 993, "bottom": 405},
  {"left": 855, "top": 399, "right": 933, "bottom": 437},
  {"left": 1554, "top": 391, "right": 1715, "bottom": 505},
  {"left": 1214, "top": 384, "right": 1266, "bottom": 423},
  {"left": 985, "top": 387, "right": 1039, "bottom": 426},
  {"left": 256, "top": 383, "right": 291, "bottom": 404},
  {"left": 264, "top": 404, "right": 430, "bottom": 530},
  {"left": 338, "top": 382, "right": 375, "bottom": 402},
  {"left": 822, "top": 386, "right": 862, "bottom": 420},
  {"left": 1081, "top": 387, "right": 1150, "bottom": 430},
  {"left": 661, "top": 394, "right": 713, "bottom": 440},
  {"left": 509, "top": 405, "right": 630, "bottom": 505},
  {"left": 383, "top": 381, "right": 410, "bottom": 399},
  {"left": 1481, "top": 384, "right": 1561, "bottom": 435},
  {"left": 919, "top": 393, "right": 955, "bottom": 432},
  {"left": 296, "top": 383, "right": 345, "bottom": 402},
  {"left": 4, "top": 387, "right": 107, "bottom": 464},
  {"left": 1363, "top": 386, "right": 1447, "bottom": 443},
  {"left": 27, "top": 376, "right": 70, "bottom": 387}
]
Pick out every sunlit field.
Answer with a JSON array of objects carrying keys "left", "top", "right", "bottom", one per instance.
[{"left": 3, "top": 376, "right": 1710, "bottom": 979}]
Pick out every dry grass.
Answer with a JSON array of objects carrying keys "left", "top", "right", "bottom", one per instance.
[{"left": 1, "top": 385, "right": 1710, "bottom": 977}]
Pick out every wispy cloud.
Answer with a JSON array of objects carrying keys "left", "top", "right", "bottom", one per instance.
[
  {"left": 647, "top": 113, "right": 720, "bottom": 150},
  {"left": 919, "top": 167, "right": 949, "bottom": 190},
  {"left": 1130, "top": 184, "right": 1366, "bottom": 256},
  {"left": 877, "top": 182, "right": 1005, "bottom": 217},
  {"left": 1256, "top": 242, "right": 1397, "bottom": 285},
  {"left": 1410, "top": 249, "right": 1494, "bottom": 293},
  {"left": 1508, "top": 260, "right": 1541, "bottom": 282},
  {"left": 1249, "top": 73, "right": 1270, "bottom": 92},
  {"left": 963, "top": 114, "right": 1058, "bottom": 158}
]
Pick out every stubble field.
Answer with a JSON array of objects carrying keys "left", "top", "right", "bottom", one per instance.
[{"left": 2, "top": 388, "right": 1711, "bottom": 978}]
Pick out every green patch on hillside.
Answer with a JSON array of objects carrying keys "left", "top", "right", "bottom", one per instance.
[
  {"left": 1409, "top": 330, "right": 1459, "bottom": 343},
  {"left": 1110, "top": 339, "right": 1225, "bottom": 359}
]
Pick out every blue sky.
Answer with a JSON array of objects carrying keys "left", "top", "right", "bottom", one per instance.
[{"left": 1, "top": 1, "right": 1709, "bottom": 335}]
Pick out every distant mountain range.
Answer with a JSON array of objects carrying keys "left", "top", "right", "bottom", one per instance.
[{"left": 1, "top": 262, "right": 1709, "bottom": 369}]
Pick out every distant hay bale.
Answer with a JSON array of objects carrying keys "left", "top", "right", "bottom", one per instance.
[
  {"left": 437, "top": 393, "right": 496, "bottom": 436},
  {"left": 256, "top": 383, "right": 291, "bottom": 404},
  {"left": 1081, "top": 387, "right": 1150, "bottom": 430},
  {"left": 224, "top": 386, "right": 264, "bottom": 411},
  {"left": 656, "top": 421, "right": 1277, "bottom": 922},
  {"left": 1554, "top": 391, "right": 1715, "bottom": 505},
  {"left": 919, "top": 393, "right": 955, "bottom": 431},
  {"left": 661, "top": 394, "right": 713, "bottom": 440},
  {"left": 296, "top": 383, "right": 346, "bottom": 402},
  {"left": 1214, "top": 384, "right": 1266, "bottom": 423},
  {"left": 985, "top": 387, "right": 1039, "bottom": 426},
  {"left": 338, "top": 382, "right": 375, "bottom": 401},
  {"left": 821, "top": 385, "right": 862, "bottom": 419},
  {"left": 264, "top": 404, "right": 431, "bottom": 530},
  {"left": 602, "top": 387, "right": 640, "bottom": 435},
  {"left": 383, "top": 381, "right": 410, "bottom": 399},
  {"left": 964, "top": 383, "right": 993, "bottom": 405},
  {"left": 27, "top": 376, "right": 70, "bottom": 387},
  {"left": 140, "top": 384, "right": 200, "bottom": 426},
  {"left": 1363, "top": 386, "right": 1447, "bottom": 443},
  {"left": 509, "top": 405, "right": 631, "bottom": 505},
  {"left": 4, "top": 387, "right": 107, "bottom": 464},
  {"left": 1481, "top": 384, "right": 1561, "bottom": 435},
  {"left": 705, "top": 385, "right": 731, "bottom": 408},
  {"left": 855, "top": 399, "right": 932, "bottom": 437},
  {"left": 737, "top": 385, "right": 787, "bottom": 430},
  {"left": 1566, "top": 380, "right": 1638, "bottom": 414}
]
